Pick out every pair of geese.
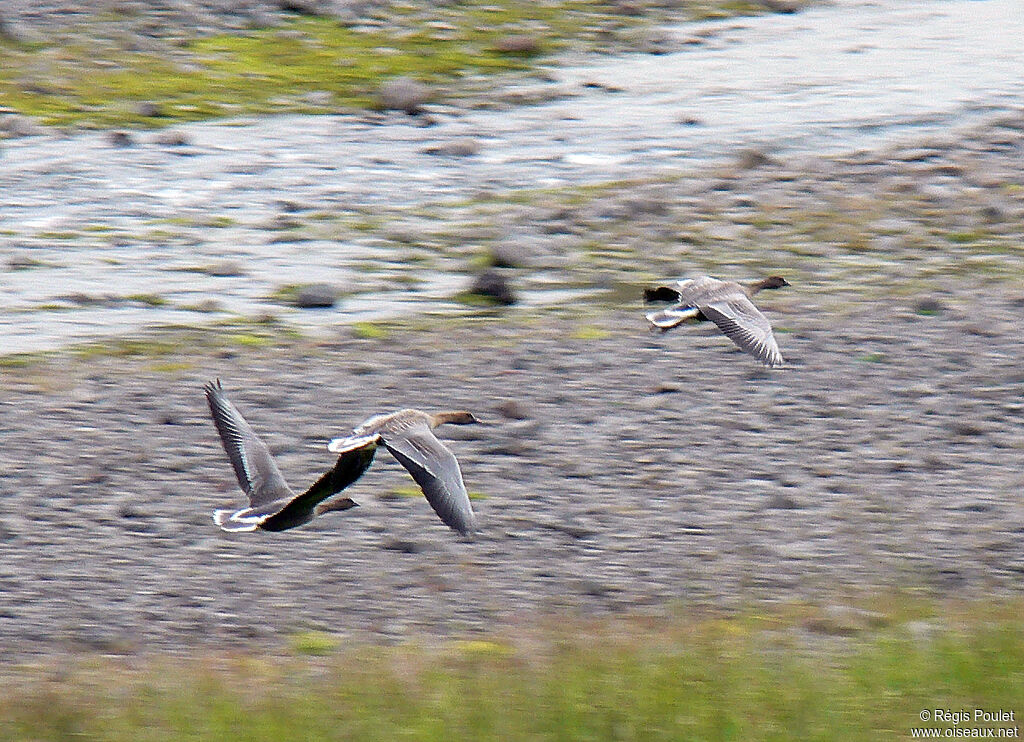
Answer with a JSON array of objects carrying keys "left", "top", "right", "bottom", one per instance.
[{"left": 206, "top": 275, "right": 788, "bottom": 536}]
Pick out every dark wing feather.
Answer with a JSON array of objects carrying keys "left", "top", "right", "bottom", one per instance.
[
  {"left": 699, "top": 298, "right": 783, "bottom": 367},
  {"left": 382, "top": 427, "right": 475, "bottom": 535},
  {"left": 261, "top": 439, "right": 378, "bottom": 531},
  {"left": 204, "top": 380, "right": 292, "bottom": 507}
]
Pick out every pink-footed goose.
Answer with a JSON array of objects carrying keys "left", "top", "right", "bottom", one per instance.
[
  {"left": 205, "top": 380, "right": 479, "bottom": 535},
  {"left": 327, "top": 409, "right": 479, "bottom": 536},
  {"left": 644, "top": 275, "right": 789, "bottom": 367}
]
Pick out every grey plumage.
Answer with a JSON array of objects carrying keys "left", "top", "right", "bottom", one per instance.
[
  {"left": 328, "top": 409, "right": 478, "bottom": 536},
  {"left": 644, "top": 275, "right": 788, "bottom": 367}
]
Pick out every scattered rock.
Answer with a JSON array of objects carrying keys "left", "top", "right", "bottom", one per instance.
[
  {"left": 153, "top": 130, "right": 190, "bottom": 147},
  {"left": 465, "top": 270, "right": 517, "bottom": 306},
  {"left": 580, "top": 80, "right": 625, "bottom": 93},
  {"left": 611, "top": 1, "right": 644, "bottom": 16},
  {"left": 6, "top": 253, "right": 45, "bottom": 271},
  {"left": 202, "top": 260, "right": 246, "bottom": 277},
  {"left": 493, "top": 34, "right": 541, "bottom": 55},
  {"left": 735, "top": 148, "right": 776, "bottom": 169},
  {"left": 762, "top": 0, "right": 805, "bottom": 13},
  {"left": 633, "top": 28, "right": 677, "bottom": 55},
  {"left": 948, "top": 420, "right": 986, "bottom": 437},
  {"left": 914, "top": 297, "right": 945, "bottom": 314},
  {"left": 489, "top": 242, "right": 533, "bottom": 268},
  {"left": 294, "top": 283, "right": 339, "bottom": 308},
  {"left": 0, "top": 113, "right": 44, "bottom": 138},
  {"left": 765, "top": 493, "right": 802, "bottom": 509},
  {"left": 804, "top": 605, "right": 886, "bottom": 636},
  {"left": 421, "top": 138, "right": 480, "bottom": 157},
  {"left": 108, "top": 131, "right": 135, "bottom": 148},
  {"left": 382, "top": 538, "right": 425, "bottom": 554},
  {"left": 377, "top": 76, "right": 433, "bottom": 114},
  {"left": 495, "top": 399, "right": 530, "bottom": 420},
  {"left": 134, "top": 102, "right": 162, "bottom": 118}
]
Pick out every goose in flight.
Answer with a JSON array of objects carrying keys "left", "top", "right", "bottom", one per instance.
[
  {"left": 204, "top": 380, "right": 480, "bottom": 535},
  {"left": 327, "top": 408, "right": 479, "bottom": 536},
  {"left": 205, "top": 380, "right": 372, "bottom": 532},
  {"left": 644, "top": 275, "right": 789, "bottom": 367}
]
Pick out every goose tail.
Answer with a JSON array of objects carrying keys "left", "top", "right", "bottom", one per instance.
[
  {"left": 327, "top": 433, "right": 380, "bottom": 454},
  {"left": 213, "top": 507, "right": 264, "bottom": 532},
  {"left": 645, "top": 306, "right": 700, "bottom": 331}
]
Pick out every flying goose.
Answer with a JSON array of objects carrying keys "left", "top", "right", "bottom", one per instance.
[
  {"left": 205, "top": 380, "right": 373, "bottom": 532},
  {"left": 644, "top": 275, "right": 789, "bottom": 367},
  {"left": 204, "top": 380, "right": 480, "bottom": 535},
  {"left": 327, "top": 409, "right": 479, "bottom": 536}
]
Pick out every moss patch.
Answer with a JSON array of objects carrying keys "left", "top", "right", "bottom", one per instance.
[{"left": 0, "top": 1, "right": 787, "bottom": 129}]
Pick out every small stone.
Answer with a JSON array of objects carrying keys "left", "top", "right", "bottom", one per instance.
[
  {"left": 204, "top": 260, "right": 245, "bottom": 277},
  {"left": 6, "top": 253, "right": 43, "bottom": 271},
  {"left": 294, "top": 283, "right": 338, "bottom": 308},
  {"left": 765, "top": 493, "right": 801, "bottom": 509},
  {"left": 762, "top": 0, "right": 804, "bottom": 13},
  {"left": 189, "top": 299, "right": 222, "bottom": 313},
  {"left": 489, "top": 242, "right": 532, "bottom": 268},
  {"left": 134, "top": 102, "right": 162, "bottom": 118},
  {"left": 493, "top": 34, "right": 541, "bottom": 55},
  {"left": 421, "top": 138, "right": 480, "bottom": 157},
  {"left": 735, "top": 148, "right": 776, "bottom": 169},
  {"left": 914, "top": 297, "right": 944, "bottom": 314},
  {"left": 378, "top": 77, "right": 433, "bottom": 115},
  {"left": 382, "top": 538, "right": 424, "bottom": 554},
  {"left": 633, "top": 28, "right": 676, "bottom": 55},
  {"left": 466, "top": 270, "right": 517, "bottom": 306},
  {"left": 154, "top": 130, "right": 190, "bottom": 146},
  {"left": 0, "top": 113, "right": 44, "bottom": 138},
  {"left": 108, "top": 131, "right": 135, "bottom": 148},
  {"left": 612, "top": 1, "right": 644, "bottom": 15},
  {"left": 495, "top": 400, "right": 530, "bottom": 420},
  {"left": 949, "top": 420, "right": 986, "bottom": 437}
]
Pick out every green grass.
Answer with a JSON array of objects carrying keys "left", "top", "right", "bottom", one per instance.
[
  {"left": 1, "top": 599, "right": 1021, "bottom": 741},
  {"left": 351, "top": 321, "right": 391, "bottom": 340},
  {"left": 0, "top": 3, "right": 592, "bottom": 129},
  {"left": 0, "top": 1, "right": 789, "bottom": 129}
]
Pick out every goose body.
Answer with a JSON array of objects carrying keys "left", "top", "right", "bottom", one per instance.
[
  {"left": 328, "top": 409, "right": 479, "bottom": 536},
  {"left": 644, "top": 275, "right": 788, "bottom": 367}
]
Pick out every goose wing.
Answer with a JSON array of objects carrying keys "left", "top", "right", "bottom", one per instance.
[
  {"left": 264, "top": 437, "right": 379, "bottom": 529},
  {"left": 381, "top": 425, "right": 475, "bottom": 535},
  {"left": 699, "top": 297, "right": 784, "bottom": 367},
  {"left": 204, "top": 380, "right": 292, "bottom": 507}
]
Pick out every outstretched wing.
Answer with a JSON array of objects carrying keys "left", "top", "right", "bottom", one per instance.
[
  {"left": 204, "top": 380, "right": 292, "bottom": 507},
  {"left": 266, "top": 437, "right": 379, "bottom": 529},
  {"left": 699, "top": 298, "right": 783, "bottom": 367},
  {"left": 382, "top": 427, "right": 475, "bottom": 535}
]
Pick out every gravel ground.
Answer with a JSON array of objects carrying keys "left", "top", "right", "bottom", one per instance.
[
  {"left": 1, "top": 275, "right": 1022, "bottom": 659},
  {"left": 3, "top": 112, "right": 1024, "bottom": 661},
  {"left": 1, "top": 0, "right": 1023, "bottom": 662}
]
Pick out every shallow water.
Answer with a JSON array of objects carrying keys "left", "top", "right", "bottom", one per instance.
[{"left": 1, "top": 0, "right": 1021, "bottom": 354}]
